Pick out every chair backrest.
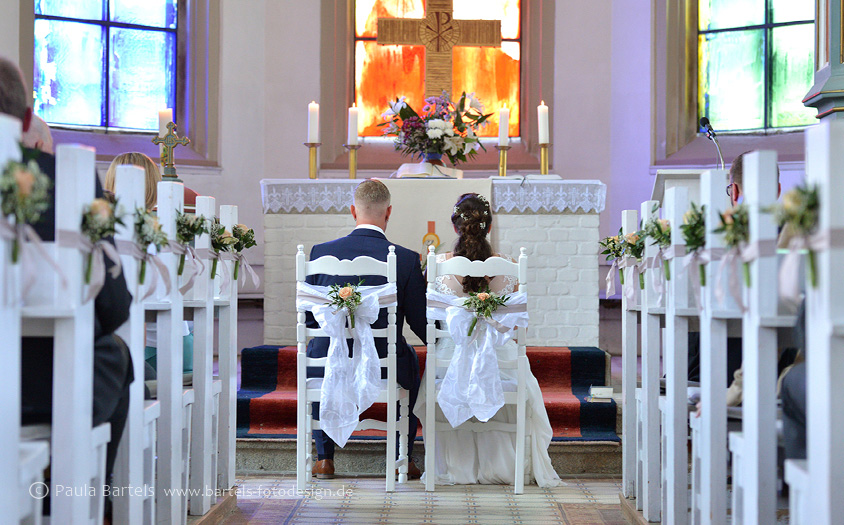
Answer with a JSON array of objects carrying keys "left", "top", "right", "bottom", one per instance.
[
  {"left": 295, "top": 244, "right": 397, "bottom": 343},
  {"left": 425, "top": 245, "right": 528, "bottom": 348}
]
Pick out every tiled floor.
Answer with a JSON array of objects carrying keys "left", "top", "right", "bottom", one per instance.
[{"left": 223, "top": 475, "right": 626, "bottom": 524}]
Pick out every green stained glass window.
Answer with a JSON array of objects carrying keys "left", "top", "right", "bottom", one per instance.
[{"left": 698, "top": 0, "right": 815, "bottom": 131}]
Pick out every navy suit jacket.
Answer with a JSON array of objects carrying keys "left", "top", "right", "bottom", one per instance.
[{"left": 306, "top": 228, "right": 427, "bottom": 385}]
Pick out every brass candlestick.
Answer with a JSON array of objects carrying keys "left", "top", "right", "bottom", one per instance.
[
  {"left": 304, "top": 142, "right": 321, "bottom": 179},
  {"left": 152, "top": 121, "right": 190, "bottom": 182},
  {"left": 344, "top": 144, "right": 361, "bottom": 179},
  {"left": 539, "top": 143, "right": 550, "bottom": 175},
  {"left": 495, "top": 145, "right": 511, "bottom": 177}
]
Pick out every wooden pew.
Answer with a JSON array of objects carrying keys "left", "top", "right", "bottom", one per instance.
[
  {"left": 785, "top": 119, "right": 844, "bottom": 524},
  {"left": 621, "top": 209, "right": 639, "bottom": 501},
  {"left": 693, "top": 168, "right": 734, "bottom": 525}
]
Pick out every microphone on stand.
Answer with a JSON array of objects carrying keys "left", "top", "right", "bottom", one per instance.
[{"left": 699, "top": 117, "right": 725, "bottom": 170}]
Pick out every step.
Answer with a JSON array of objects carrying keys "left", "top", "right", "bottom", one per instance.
[{"left": 236, "top": 437, "right": 621, "bottom": 477}]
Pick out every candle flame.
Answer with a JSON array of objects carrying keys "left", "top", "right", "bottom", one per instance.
[{"left": 541, "top": 100, "right": 545, "bottom": 105}]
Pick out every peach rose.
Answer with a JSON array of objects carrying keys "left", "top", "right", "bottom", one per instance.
[
  {"left": 89, "top": 198, "right": 112, "bottom": 220},
  {"left": 338, "top": 286, "right": 354, "bottom": 299},
  {"left": 476, "top": 292, "right": 490, "bottom": 301},
  {"left": 658, "top": 218, "right": 670, "bottom": 231},
  {"left": 236, "top": 223, "right": 249, "bottom": 231},
  {"left": 13, "top": 167, "right": 35, "bottom": 197},
  {"left": 625, "top": 233, "right": 639, "bottom": 244},
  {"left": 683, "top": 210, "right": 693, "bottom": 225},
  {"left": 783, "top": 189, "right": 802, "bottom": 215},
  {"left": 723, "top": 210, "right": 734, "bottom": 225}
]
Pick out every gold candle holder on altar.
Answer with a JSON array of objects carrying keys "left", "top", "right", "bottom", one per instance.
[
  {"left": 344, "top": 144, "right": 361, "bottom": 179},
  {"left": 304, "top": 142, "right": 321, "bottom": 179},
  {"left": 495, "top": 145, "right": 511, "bottom": 177},
  {"left": 539, "top": 143, "right": 550, "bottom": 175}
]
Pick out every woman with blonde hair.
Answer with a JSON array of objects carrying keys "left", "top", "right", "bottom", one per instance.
[{"left": 104, "top": 152, "right": 162, "bottom": 211}]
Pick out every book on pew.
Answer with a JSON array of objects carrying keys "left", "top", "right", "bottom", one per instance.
[{"left": 586, "top": 386, "right": 614, "bottom": 403}]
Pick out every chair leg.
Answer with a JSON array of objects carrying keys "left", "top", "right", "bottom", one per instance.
[
  {"left": 514, "top": 358, "right": 527, "bottom": 495},
  {"left": 297, "top": 400, "right": 308, "bottom": 492},
  {"left": 398, "top": 394, "right": 409, "bottom": 484},
  {"left": 386, "top": 393, "right": 397, "bottom": 492}
]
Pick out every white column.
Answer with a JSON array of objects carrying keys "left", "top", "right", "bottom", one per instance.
[
  {"left": 664, "top": 186, "right": 690, "bottom": 524},
  {"left": 621, "top": 209, "right": 639, "bottom": 499}
]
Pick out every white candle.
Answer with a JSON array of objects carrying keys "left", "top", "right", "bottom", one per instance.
[
  {"left": 307, "top": 101, "right": 320, "bottom": 144},
  {"left": 347, "top": 104, "right": 359, "bottom": 146},
  {"left": 498, "top": 105, "right": 510, "bottom": 147},
  {"left": 158, "top": 108, "right": 172, "bottom": 156},
  {"left": 537, "top": 101, "right": 549, "bottom": 144}
]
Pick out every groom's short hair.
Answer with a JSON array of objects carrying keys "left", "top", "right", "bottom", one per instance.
[{"left": 354, "top": 179, "right": 391, "bottom": 213}]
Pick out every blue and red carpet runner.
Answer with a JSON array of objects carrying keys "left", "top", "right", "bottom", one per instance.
[{"left": 236, "top": 346, "right": 619, "bottom": 442}]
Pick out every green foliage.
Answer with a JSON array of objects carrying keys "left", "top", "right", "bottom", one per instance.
[
  {"left": 175, "top": 210, "right": 211, "bottom": 244},
  {"left": 713, "top": 204, "right": 749, "bottom": 248},
  {"left": 680, "top": 202, "right": 706, "bottom": 252},
  {"left": 0, "top": 158, "right": 51, "bottom": 225}
]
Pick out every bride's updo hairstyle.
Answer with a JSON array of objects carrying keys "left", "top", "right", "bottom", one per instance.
[{"left": 451, "top": 193, "right": 493, "bottom": 293}]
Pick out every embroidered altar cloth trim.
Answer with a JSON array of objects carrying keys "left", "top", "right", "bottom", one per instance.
[{"left": 260, "top": 179, "right": 606, "bottom": 215}]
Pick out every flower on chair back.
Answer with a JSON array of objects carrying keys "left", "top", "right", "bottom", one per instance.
[
  {"left": 327, "top": 278, "right": 365, "bottom": 329},
  {"left": 463, "top": 289, "right": 510, "bottom": 337}
]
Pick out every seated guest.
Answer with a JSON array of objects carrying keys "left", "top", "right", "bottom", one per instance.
[
  {"left": 1, "top": 56, "right": 133, "bottom": 520},
  {"left": 414, "top": 193, "right": 561, "bottom": 487},
  {"left": 782, "top": 301, "right": 806, "bottom": 460}
]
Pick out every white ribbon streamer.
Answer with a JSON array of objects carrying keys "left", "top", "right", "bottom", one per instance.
[
  {"left": 605, "top": 258, "right": 619, "bottom": 298},
  {"left": 296, "top": 281, "right": 398, "bottom": 447},
  {"left": 778, "top": 229, "right": 844, "bottom": 305},
  {"left": 426, "top": 291, "right": 529, "bottom": 429}
]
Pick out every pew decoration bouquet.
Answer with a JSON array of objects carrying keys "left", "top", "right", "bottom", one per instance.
[
  {"left": 714, "top": 204, "right": 751, "bottom": 287},
  {"left": 619, "top": 230, "right": 646, "bottom": 289},
  {"left": 81, "top": 198, "right": 124, "bottom": 284},
  {"left": 0, "top": 158, "right": 51, "bottom": 263},
  {"left": 463, "top": 288, "right": 510, "bottom": 337},
  {"left": 599, "top": 229, "right": 626, "bottom": 285},
  {"left": 643, "top": 216, "right": 672, "bottom": 280},
  {"left": 379, "top": 91, "right": 490, "bottom": 166},
  {"left": 209, "top": 217, "right": 237, "bottom": 279},
  {"left": 175, "top": 210, "right": 210, "bottom": 276},
  {"left": 680, "top": 202, "right": 707, "bottom": 286},
  {"left": 766, "top": 183, "right": 820, "bottom": 287},
  {"left": 327, "top": 278, "right": 365, "bottom": 329},
  {"left": 231, "top": 223, "right": 257, "bottom": 281},
  {"left": 133, "top": 208, "right": 169, "bottom": 285}
]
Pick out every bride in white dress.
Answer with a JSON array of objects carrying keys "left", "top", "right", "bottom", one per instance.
[{"left": 413, "top": 193, "right": 561, "bottom": 488}]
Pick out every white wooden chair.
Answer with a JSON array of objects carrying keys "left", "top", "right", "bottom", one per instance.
[
  {"left": 423, "top": 246, "right": 530, "bottom": 494},
  {"left": 0, "top": 113, "right": 51, "bottom": 525},
  {"left": 19, "top": 143, "right": 111, "bottom": 523},
  {"left": 295, "top": 244, "right": 410, "bottom": 492}
]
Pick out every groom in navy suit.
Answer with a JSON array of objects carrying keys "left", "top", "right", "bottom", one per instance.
[{"left": 307, "top": 179, "right": 427, "bottom": 479}]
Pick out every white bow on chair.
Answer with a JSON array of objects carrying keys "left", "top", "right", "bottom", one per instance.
[
  {"left": 296, "top": 281, "right": 397, "bottom": 447},
  {"left": 426, "top": 291, "right": 529, "bottom": 428}
]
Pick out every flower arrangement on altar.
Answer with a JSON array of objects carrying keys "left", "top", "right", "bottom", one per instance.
[
  {"left": 379, "top": 91, "right": 491, "bottom": 166},
  {"left": 643, "top": 215, "right": 672, "bottom": 280},
  {"left": 0, "top": 157, "right": 50, "bottom": 263},
  {"left": 133, "top": 208, "right": 168, "bottom": 285},
  {"left": 681, "top": 202, "right": 707, "bottom": 285}
]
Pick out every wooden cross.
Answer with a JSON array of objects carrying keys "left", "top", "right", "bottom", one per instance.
[
  {"left": 377, "top": 0, "right": 501, "bottom": 97},
  {"left": 152, "top": 121, "right": 190, "bottom": 177}
]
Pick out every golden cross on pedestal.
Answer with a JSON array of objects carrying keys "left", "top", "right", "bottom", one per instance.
[
  {"left": 152, "top": 121, "right": 190, "bottom": 179},
  {"left": 377, "top": 0, "right": 501, "bottom": 97}
]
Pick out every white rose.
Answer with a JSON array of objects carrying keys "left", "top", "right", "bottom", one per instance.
[{"left": 427, "top": 128, "right": 444, "bottom": 139}]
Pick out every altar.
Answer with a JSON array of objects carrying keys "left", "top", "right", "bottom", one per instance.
[{"left": 260, "top": 178, "right": 606, "bottom": 347}]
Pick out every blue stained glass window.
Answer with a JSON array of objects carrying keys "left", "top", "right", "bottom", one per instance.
[
  {"left": 33, "top": 0, "right": 178, "bottom": 131},
  {"left": 698, "top": 0, "right": 814, "bottom": 131}
]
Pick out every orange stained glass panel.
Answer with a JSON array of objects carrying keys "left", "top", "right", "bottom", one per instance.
[{"left": 355, "top": 0, "right": 521, "bottom": 137}]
